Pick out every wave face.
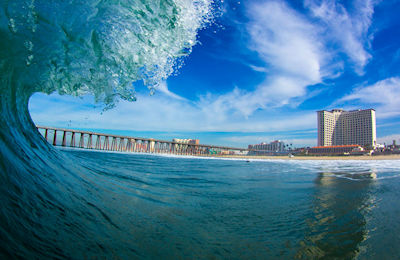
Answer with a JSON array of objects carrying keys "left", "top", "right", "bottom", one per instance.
[{"left": 0, "top": 0, "right": 213, "bottom": 258}]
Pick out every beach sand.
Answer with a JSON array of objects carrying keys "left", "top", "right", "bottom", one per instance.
[{"left": 204, "top": 154, "right": 400, "bottom": 160}]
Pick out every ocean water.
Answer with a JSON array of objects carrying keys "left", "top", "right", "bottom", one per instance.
[
  {"left": 1, "top": 0, "right": 400, "bottom": 259},
  {"left": 3, "top": 146, "right": 400, "bottom": 258}
]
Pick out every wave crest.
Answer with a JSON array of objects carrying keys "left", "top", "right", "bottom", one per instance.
[{"left": 1, "top": 0, "right": 214, "bottom": 107}]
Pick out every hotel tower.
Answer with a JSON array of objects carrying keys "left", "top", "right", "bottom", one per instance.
[{"left": 317, "top": 109, "right": 377, "bottom": 148}]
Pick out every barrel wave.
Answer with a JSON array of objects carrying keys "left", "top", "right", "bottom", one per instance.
[
  {"left": 0, "top": 0, "right": 213, "bottom": 258},
  {"left": 2, "top": 1, "right": 400, "bottom": 259}
]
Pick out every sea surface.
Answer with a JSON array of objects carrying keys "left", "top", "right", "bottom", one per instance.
[{"left": 4, "top": 147, "right": 400, "bottom": 258}]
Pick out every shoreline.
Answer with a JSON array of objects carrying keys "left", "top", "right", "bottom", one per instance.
[
  {"left": 56, "top": 146, "right": 400, "bottom": 161},
  {"left": 204, "top": 154, "right": 400, "bottom": 160}
]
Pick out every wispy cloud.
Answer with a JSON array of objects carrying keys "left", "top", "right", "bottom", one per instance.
[
  {"left": 304, "top": 0, "right": 376, "bottom": 74},
  {"left": 197, "top": 1, "right": 329, "bottom": 118},
  {"left": 155, "top": 81, "right": 187, "bottom": 101},
  {"left": 30, "top": 92, "right": 316, "bottom": 133},
  {"left": 198, "top": 0, "right": 378, "bottom": 120},
  {"left": 338, "top": 77, "right": 400, "bottom": 118},
  {"left": 247, "top": 1, "right": 325, "bottom": 83}
]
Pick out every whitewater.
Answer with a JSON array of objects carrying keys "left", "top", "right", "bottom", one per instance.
[{"left": 1, "top": 0, "right": 400, "bottom": 259}]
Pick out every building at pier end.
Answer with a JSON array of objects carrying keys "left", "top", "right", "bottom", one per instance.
[
  {"left": 317, "top": 109, "right": 377, "bottom": 148},
  {"left": 248, "top": 140, "right": 287, "bottom": 155},
  {"left": 172, "top": 138, "right": 199, "bottom": 145}
]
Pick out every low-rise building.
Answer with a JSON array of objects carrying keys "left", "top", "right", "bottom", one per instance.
[{"left": 308, "top": 145, "right": 365, "bottom": 155}]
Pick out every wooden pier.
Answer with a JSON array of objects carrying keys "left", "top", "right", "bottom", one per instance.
[{"left": 36, "top": 126, "right": 247, "bottom": 156}]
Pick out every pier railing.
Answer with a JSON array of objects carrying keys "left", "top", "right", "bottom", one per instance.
[{"left": 36, "top": 126, "right": 247, "bottom": 156}]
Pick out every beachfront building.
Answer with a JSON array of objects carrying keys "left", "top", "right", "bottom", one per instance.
[
  {"left": 172, "top": 138, "right": 199, "bottom": 145},
  {"left": 317, "top": 109, "right": 376, "bottom": 148},
  {"left": 248, "top": 140, "right": 286, "bottom": 155},
  {"left": 308, "top": 145, "right": 366, "bottom": 156}
]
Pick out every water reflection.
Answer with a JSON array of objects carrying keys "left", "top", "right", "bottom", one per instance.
[{"left": 295, "top": 171, "right": 376, "bottom": 259}]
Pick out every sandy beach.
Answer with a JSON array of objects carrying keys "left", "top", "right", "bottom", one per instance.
[{"left": 205, "top": 154, "right": 400, "bottom": 160}]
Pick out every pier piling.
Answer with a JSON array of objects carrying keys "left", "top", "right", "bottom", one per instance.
[{"left": 36, "top": 126, "right": 247, "bottom": 156}]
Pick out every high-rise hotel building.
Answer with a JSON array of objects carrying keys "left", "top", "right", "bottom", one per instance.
[{"left": 317, "top": 109, "right": 377, "bottom": 147}]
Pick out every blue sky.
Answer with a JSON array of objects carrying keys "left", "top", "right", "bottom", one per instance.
[{"left": 29, "top": 0, "right": 400, "bottom": 148}]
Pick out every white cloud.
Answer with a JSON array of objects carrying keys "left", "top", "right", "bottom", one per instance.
[
  {"left": 304, "top": 0, "right": 376, "bottom": 74},
  {"left": 29, "top": 92, "right": 316, "bottom": 133},
  {"left": 30, "top": 91, "right": 318, "bottom": 147},
  {"left": 155, "top": 81, "right": 187, "bottom": 101},
  {"left": 196, "top": 1, "right": 329, "bottom": 118},
  {"left": 247, "top": 1, "right": 324, "bottom": 83},
  {"left": 339, "top": 77, "right": 400, "bottom": 118},
  {"left": 203, "top": 0, "right": 377, "bottom": 120}
]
